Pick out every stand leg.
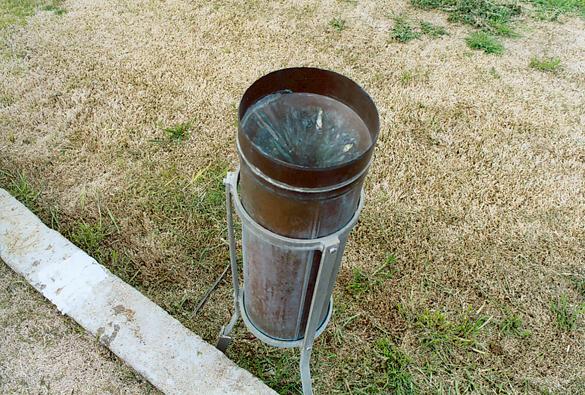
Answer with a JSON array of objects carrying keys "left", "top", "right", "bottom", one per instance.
[
  {"left": 217, "top": 308, "right": 239, "bottom": 352},
  {"left": 217, "top": 175, "right": 241, "bottom": 353},
  {"left": 300, "top": 345, "right": 313, "bottom": 395},
  {"left": 300, "top": 244, "right": 340, "bottom": 395}
]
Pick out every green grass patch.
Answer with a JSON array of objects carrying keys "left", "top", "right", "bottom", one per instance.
[
  {"left": 420, "top": 21, "right": 449, "bottom": 37},
  {"left": 400, "top": 70, "right": 415, "bottom": 85},
  {"left": 551, "top": 295, "right": 582, "bottom": 331},
  {"left": 411, "top": 0, "right": 520, "bottom": 36},
  {"left": 347, "top": 267, "right": 370, "bottom": 295},
  {"left": 0, "top": 0, "right": 65, "bottom": 29},
  {"left": 130, "top": 161, "right": 228, "bottom": 263},
  {"left": 237, "top": 346, "right": 301, "bottom": 394},
  {"left": 69, "top": 220, "right": 110, "bottom": 255},
  {"left": 465, "top": 31, "right": 504, "bottom": 54},
  {"left": 64, "top": 209, "right": 141, "bottom": 285},
  {"left": 346, "top": 255, "right": 397, "bottom": 296},
  {"left": 390, "top": 17, "right": 422, "bottom": 43},
  {"left": 529, "top": 56, "right": 562, "bottom": 72},
  {"left": 528, "top": 0, "right": 585, "bottom": 20},
  {"left": 163, "top": 121, "right": 192, "bottom": 142},
  {"left": 328, "top": 17, "right": 346, "bottom": 31},
  {"left": 499, "top": 312, "right": 531, "bottom": 337},
  {"left": 415, "top": 309, "right": 490, "bottom": 352},
  {"left": 375, "top": 339, "right": 416, "bottom": 394},
  {"left": 5, "top": 172, "right": 41, "bottom": 212},
  {"left": 41, "top": 3, "right": 66, "bottom": 15}
]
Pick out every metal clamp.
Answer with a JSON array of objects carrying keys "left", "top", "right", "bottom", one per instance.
[{"left": 217, "top": 169, "right": 364, "bottom": 395}]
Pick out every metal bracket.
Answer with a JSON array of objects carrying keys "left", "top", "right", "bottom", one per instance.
[
  {"left": 217, "top": 169, "right": 363, "bottom": 394},
  {"left": 216, "top": 177, "right": 241, "bottom": 353},
  {"left": 300, "top": 242, "right": 341, "bottom": 395}
]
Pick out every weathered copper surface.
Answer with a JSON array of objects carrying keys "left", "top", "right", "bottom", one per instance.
[{"left": 237, "top": 68, "right": 379, "bottom": 341}]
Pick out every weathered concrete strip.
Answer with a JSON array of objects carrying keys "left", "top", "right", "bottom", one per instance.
[{"left": 0, "top": 188, "right": 275, "bottom": 395}]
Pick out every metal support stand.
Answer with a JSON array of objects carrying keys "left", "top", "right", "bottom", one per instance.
[{"left": 217, "top": 170, "right": 363, "bottom": 395}]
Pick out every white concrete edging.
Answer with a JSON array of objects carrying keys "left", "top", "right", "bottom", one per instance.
[{"left": 0, "top": 188, "right": 275, "bottom": 395}]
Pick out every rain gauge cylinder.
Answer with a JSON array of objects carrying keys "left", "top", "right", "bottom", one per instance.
[{"left": 218, "top": 68, "right": 379, "bottom": 395}]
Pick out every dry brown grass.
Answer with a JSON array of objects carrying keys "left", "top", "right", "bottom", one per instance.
[{"left": 1, "top": 0, "right": 584, "bottom": 393}]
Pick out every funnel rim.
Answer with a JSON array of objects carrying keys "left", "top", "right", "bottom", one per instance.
[{"left": 237, "top": 67, "right": 379, "bottom": 188}]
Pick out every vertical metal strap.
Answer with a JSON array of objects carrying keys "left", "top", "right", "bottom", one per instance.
[
  {"left": 300, "top": 242, "right": 340, "bottom": 395},
  {"left": 226, "top": 179, "right": 240, "bottom": 302},
  {"left": 217, "top": 175, "right": 241, "bottom": 353},
  {"left": 224, "top": 176, "right": 240, "bottom": 332}
]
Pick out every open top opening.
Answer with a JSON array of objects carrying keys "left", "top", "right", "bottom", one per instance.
[
  {"left": 238, "top": 67, "right": 379, "bottom": 189},
  {"left": 241, "top": 91, "right": 373, "bottom": 169}
]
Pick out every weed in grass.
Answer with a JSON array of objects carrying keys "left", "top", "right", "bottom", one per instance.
[
  {"left": 347, "top": 268, "right": 370, "bottom": 296},
  {"left": 400, "top": 70, "right": 415, "bottom": 85},
  {"left": 8, "top": 172, "right": 40, "bottom": 212},
  {"left": 329, "top": 17, "right": 346, "bottom": 32},
  {"left": 465, "top": 31, "right": 504, "bottom": 54},
  {"left": 376, "top": 339, "right": 416, "bottom": 394},
  {"left": 415, "top": 309, "right": 490, "bottom": 352},
  {"left": 528, "top": 0, "right": 585, "bottom": 20},
  {"left": 346, "top": 255, "right": 397, "bottom": 296},
  {"left": 164, "top": 122, "right": 192, "bottom": 142},
  {"left": 417, "top": 314, "right": 454, "bottom": 350},
  {"left": 499, "top": 312, "right": 531, "bottom": 337},
  {"left": 551, "top": 295, "right": 582, "bottom": 331},
  {"left": 454, "top": 312, "right": 491, "bottom": 344},
  {"left": 420, "top": 21, "right": 448, "bottom": 37},
  {"left": 529, "top": 56, "right": 562, "bottom": 72},
  {"left": 390, "top": 17, "right": 422, "bottom": 43},
  {"left": 375, "top": 254, "right": 398, "bottom": 279}
]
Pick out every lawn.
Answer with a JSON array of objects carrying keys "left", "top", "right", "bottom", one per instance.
[{"left": 1, "top": 0, "right": 584, "bottom": 393}]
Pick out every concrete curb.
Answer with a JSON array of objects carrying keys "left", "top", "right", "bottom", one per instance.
[{"left": 0, "top": 188, "right": 276, "bottom": 395}]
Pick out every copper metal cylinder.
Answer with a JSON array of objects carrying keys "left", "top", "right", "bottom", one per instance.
[{"left": 237, "top": 68, "right": 379, "bottom": 341}]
